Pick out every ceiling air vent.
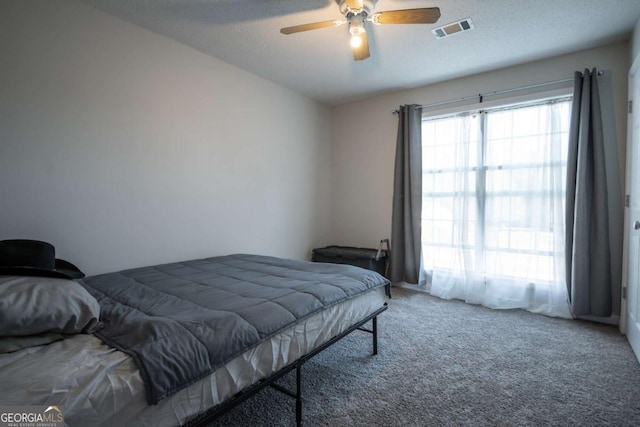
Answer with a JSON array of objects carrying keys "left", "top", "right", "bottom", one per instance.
[{"left": 432, "top": 18, "right": 474, "bottom": 39}]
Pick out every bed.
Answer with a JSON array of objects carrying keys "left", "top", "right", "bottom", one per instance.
[{"left": 0, "top": 253, "right": 389, "bottom": 426}]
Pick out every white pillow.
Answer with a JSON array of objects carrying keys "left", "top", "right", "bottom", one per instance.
[{"left": 0, "top": 276, "right": 101, "bottom": 336}]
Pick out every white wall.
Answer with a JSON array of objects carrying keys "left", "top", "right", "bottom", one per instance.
[
  {"left": 632, "top": 15, "right": 640, "bottom": 62},
  {"left": 0, "top": 0, "right": 332, "bottom": 275},
  {"left": 330, "top": 42, "right": 630, "bottom": 250}
]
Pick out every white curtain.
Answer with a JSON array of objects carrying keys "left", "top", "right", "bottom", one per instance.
[{"left": 422, "top": 101, "right": 572, "bottom": 318}]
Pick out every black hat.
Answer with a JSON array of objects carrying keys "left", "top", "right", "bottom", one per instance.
[{"left": 0, "top": 240, "right": 85, "bottom": 279}]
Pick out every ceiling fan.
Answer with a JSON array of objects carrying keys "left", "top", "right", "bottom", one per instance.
[{"left": 280, "top": 0, "right": 441, "bottom": 61}]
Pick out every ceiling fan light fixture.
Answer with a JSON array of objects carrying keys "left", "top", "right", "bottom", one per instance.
[
  {"left": 349, "top": 15, "right": 366, "bottom": 48},
  {"left": 350, "top": 32, "right": 364, "bottom": 48}
]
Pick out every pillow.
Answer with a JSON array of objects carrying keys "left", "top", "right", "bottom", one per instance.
[{"left": 0, "top": 276, "right": 101, "bottom": 336}]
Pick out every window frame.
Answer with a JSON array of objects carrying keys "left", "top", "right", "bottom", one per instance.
[{"left": 420, "top": 95, "right": 572, "bottom": 284}]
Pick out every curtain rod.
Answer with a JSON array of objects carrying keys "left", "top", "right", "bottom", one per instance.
[{"left": 391, "top": 75, "right": 587, "bottom": 114}]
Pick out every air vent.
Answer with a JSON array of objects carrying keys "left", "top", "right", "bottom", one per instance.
[{"left": 432, "top": 18, "right": 474, "bottom": 39}]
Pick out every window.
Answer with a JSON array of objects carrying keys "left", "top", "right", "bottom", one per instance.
[{"left": 421, "top": 98, "right": 572, "bottom": 316}]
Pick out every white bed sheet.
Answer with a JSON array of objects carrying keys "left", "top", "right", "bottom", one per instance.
[{"left": 0, "top": 286, "right": 387, "bottom": 426}]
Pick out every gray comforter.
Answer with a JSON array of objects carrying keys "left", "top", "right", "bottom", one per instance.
[{"left": 79, "top": 254, "right": 388, "bottom": 404}]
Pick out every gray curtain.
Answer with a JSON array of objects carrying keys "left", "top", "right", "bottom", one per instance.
[
  {"left": 390, "top": 104, "right": 423, "bottom": 284},
  {"left": 565, "top": 68, "right": 623, "bottom": 318}
]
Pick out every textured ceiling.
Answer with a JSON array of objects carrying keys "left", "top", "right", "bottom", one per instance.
[{"left": 82, "top": 0, "right": 640, "bottom": 106}]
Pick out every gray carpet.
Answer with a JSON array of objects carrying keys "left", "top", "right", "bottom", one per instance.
[{"left": 207, "top": 287, "right": 640, "bottom": 426}]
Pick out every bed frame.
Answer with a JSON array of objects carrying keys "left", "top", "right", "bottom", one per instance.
[{"left": 186, "top": 303, "right": 388, "bottom": 427}]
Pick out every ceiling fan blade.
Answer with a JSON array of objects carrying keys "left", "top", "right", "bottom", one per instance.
[
  {"left": 280, "top": 20, "right": 345, "bottom": 35},
  {"left": 370, "top": 8, "right": 441, "bottom": 25},
  {"left": 352, "top": 30, "right": 370, "bottom": 61}
]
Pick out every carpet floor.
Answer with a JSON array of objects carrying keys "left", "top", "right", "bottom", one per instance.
[{"left": 207, "top": 287, "right": 640, "bottom": 426}]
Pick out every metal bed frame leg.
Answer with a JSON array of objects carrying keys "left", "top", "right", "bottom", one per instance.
[
  {"left": 296, "top": 364, "right": 302, "bottom": 426},
  {"left": 357, "top": 315, "right": 379, "bottom": 356},
  {"left": 372, "top": 316, "right": 378, "bottom": 356}
]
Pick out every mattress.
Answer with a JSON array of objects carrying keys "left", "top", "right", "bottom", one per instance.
[
  {"left": 79, "top": 254, "right": 389, "bottom": 404},
  {"left": 0, "top": 279, "right": 386, "bottom": 426}
]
